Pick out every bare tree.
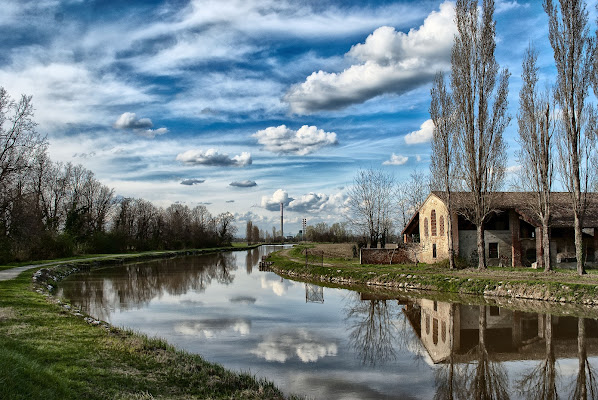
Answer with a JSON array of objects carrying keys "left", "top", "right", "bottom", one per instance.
[
  {"left": 251, "top": 225, "right": 260, "bottom": 244},
  {"left": 246, "top": 220, "right": 253, "bottom": 245},
  {"left": 347, "top": 168, "right": 397, "bottom": 248},
  {"left": 451, "top": 0, "right": 510, "bottom": 269},
  {"left": 430, "top": 72, "right": 457, "bottom": 269},
  {"left": 217, "top": 212, "right": 237, "bottom": 245},
  {"left": 516, "top": 45, "right": 556, "bottom": 271},
  {"left": 397, "top": 169, "right": 429, "bottom": 241},
  {"left": 0, "top": 88, "right": 46, "bottom": 189},
  {"left": 545, "top": 0, "right": 597, "bottom": 275}
]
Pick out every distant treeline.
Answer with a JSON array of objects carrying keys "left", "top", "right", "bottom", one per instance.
[{"left": 0, "top": 88, "right": 237, "bottom": 263}]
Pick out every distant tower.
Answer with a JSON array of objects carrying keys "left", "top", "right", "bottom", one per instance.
[
  {"left": 280, "top": 202, "right": 284, "bottom": 243},
  {"left": 302, "top": 218, "right": 307, "bottom": 241}
]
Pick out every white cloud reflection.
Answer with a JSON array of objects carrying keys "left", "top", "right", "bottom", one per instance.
[
  {"left": 251, "top": 329, "right": 338, "bottom": 363},
  {"left": 175, "top": 318, "right": 251, "bottom": 338}
]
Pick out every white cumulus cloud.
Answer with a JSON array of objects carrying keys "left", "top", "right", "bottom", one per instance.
[
  {"left": 253, "top": 125, "right": 337, "bottom": 155},
  {"left": 114, "top": 112, "right": 168, "bottom": 138},
  {"left": 261, "top": 189, "right": 292, "bottom": 211},
  {"left": 176, "top": 148, "right": 252, "bottom": 167},
  {"left": 383, "top": 153, "right": 408, "bottom": 165},
  {"left": 404, "top": 119, "right": 434, "bottom": 145},
  {"left": 284, "top": 1, "right": 456, "bottom": 114},
  {"left": 114, "top": 112, "right": 153, "bottom": 129}
]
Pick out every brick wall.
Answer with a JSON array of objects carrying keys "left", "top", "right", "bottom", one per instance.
[{"left": 360, "top": 248, "right": 412, "bottom": 265}]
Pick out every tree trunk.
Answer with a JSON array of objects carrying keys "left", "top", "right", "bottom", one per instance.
[
  {"left": 546, "top": 314, "right": 556, "bottom": 396},
  {"left": 577, "top": 317, "right": 587, "bottom": 399},
  {"left": 477, "top": 224, "right": 486, "bottom": 269},
  {"left": 543, "top": 220, "right": 551, "bottom": 272},
  {"left": 575, "top": 212, "right": 586, "bottom": 275},
  {"left": 447, "top": 210, "right": 455, "bottom": 270}
]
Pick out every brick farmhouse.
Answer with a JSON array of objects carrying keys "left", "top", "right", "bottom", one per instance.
[{"left": 401, "top": 192, "right": 598, "bottom": 268}]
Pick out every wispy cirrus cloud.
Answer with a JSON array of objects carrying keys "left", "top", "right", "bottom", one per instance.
[
  {"left": 253, "top": 125, "right": 337, "bottom": 155},
  {"left": 176, "top": 148, "right": 252, "bottom": 167},
  {"left": 284, "top": 1, "right": 456, "bottom": 114}
]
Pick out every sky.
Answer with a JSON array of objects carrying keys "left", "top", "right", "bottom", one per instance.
[{"left": 1, "top": 0, "right": 596, "bottom": 235}]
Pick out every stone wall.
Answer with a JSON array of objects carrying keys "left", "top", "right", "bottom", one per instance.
[{"left": 360, "top": 248, "right": 411, "bottom": 265}]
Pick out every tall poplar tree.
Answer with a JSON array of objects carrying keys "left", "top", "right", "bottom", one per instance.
[
  {"left": 516, "top": 45, "right": 555, "bottom": 271},
  {"left": 544, "top": 0, "right": 596, "bottom": 275},
  {"left": 451, "top": 0, "right": 510, "bottom": 269},
  {"left": 430, "top": 72, "right": 457, "bottom": 270}
]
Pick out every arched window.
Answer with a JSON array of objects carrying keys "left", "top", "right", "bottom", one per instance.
[
  {"left": 433, "top": 318, "right": 439, "bottom": 345},
  {"left": 431, "top": 210, "right": 437, "bottom": 236},
  {"left": 424, "top": 218, "right": 429, "bottom": 237},
  {"left": 439, "top": 215, "right": 445, "bottom": 236}
]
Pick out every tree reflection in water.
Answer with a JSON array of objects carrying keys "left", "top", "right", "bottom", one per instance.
[
  {"left": 516, "top": 313, "right": 558, "bottom": 400},
  {"left": 462, "top": 306, "right": 509, "bottom": 400},
  {"left": 245, "top": 248, "right": 260, "bottom": 275},
  {"left": 571, "top": 317, "right": 598, "bottom": 400},
  {"left": 345, "top": 293, "right": 409, "bottom": 366},
  {"left": 59, "top": 252, "right": 238, "bottom": 320},
  {"left": 433, "top": 303, "right": 466, "bottom": 400}
]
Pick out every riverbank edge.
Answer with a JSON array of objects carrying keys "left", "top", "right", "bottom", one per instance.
[
  {"left": 31, "top": 245, "right": 261, "bottom": 289},
  {"left": 1, "top": 244, "right": 296, "bottom": 400},
  {"left": 267, "top": 250, "right": 598, "bottom": 311}
]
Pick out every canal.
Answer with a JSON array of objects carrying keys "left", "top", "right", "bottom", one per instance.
[{"left": 57, "top": 246, "right": 598, "bottom": 399}]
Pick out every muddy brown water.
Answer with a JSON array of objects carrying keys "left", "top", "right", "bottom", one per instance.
[{"left": 57, "top": 246, "right": 598, "bottom": 400}]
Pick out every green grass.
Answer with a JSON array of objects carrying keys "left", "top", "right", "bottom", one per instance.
[
  {"left": 0, "top": 244, "right": 263, "bottom": 272},
  {"left": 268, "top": 248, "right": 598, "bottom": 307},
  {"left": 0, "top": 245, "right": 297, "bottom": 400}
]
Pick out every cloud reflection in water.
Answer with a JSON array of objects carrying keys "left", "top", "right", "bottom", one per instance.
[
  {"left": 251, "top": 329, "right": 338, "bottom": 363},
  {"left": 175, "top": 318, "right": 251, "bottom": 338}
]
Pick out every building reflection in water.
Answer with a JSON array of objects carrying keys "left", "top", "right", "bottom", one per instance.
[
  {"left": 345, "top": 292, "right": 598, "bottom": 399},
  {"left": 400, "top": 298, "right": 598, "bottom": 400}
]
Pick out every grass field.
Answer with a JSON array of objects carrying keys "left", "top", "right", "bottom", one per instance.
[
  {"left": 0, "top": 245, "right": 296, "bottom": 400},
  {"left": 270, "top": 243, "right": 598, "bottom": 307}
]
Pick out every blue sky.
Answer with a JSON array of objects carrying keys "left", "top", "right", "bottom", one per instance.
[{"left": 1, "top": 0, "right": 596, "bottom": 234}]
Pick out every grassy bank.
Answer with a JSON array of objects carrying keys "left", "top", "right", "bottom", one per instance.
[
  {"left": 268, "top": 244, "right": 598, "bottom": 306},
  {"left": 0, "top": 243, "right": 260, "bottom": 272},
  {"left": 0, "top": 244, "right": 294, "bottom": 400}
]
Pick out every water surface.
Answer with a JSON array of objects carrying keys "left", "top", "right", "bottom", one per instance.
[{"left": 58, "top": 246, "right": 598, "bottom": 399}]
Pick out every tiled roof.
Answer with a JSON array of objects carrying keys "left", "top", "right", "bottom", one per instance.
[{"left": 430, "top": 191, "right": 598, "bottom": 228}]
